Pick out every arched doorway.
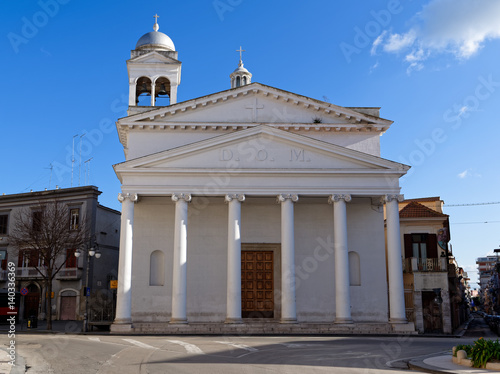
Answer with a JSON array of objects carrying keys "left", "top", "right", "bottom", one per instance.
[{"left": 23, "top": 283, "right": 40, "bottom": 319}]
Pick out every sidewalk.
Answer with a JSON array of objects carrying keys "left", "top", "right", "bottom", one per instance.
[
  {"left": 409, "top": 354, "right": 498, "bottom": 374},
  {"left": 0, "top": 320, "right": 87, "bottom": 334}
]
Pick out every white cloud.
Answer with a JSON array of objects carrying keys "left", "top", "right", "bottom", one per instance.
[
  {"left": 370, "top": 31, "right": 387, "bottom": 56},
  {"left": 457, "top": 169, "right": 482, "bottom": 179},
  {"left": 383, "top": 30, "right": 417, "bottom": 53},
  {"left": 369, "top": 61, "right": 379, "bottom": 73},
  {"left": 379, "top": 0, "right": 500, "bottom": 70}
]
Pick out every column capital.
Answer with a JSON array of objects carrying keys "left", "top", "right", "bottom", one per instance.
[
  {"left": 225, "top": 194, "right": 245, "bottom": 203},
  {"left": 277, "top": 194, "right": 299, "bottom": 203},
  {"left": 384, "top": 194, "right": 404, "bottom": 203},
  {"left": 328, "top": 194, "right": 351, "bottom": 204},
  {"left": 171, "top": 193, "right": 192, "bottom": 203},
  {"left": 118, "top": 193, "right": 138, "bottom": 203}
]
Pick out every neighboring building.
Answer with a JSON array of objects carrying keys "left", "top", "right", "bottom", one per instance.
[
  {"left": 0, "top": 186, "right": 120, "bottom": 322},
  {"left": 111, "top": 18, "right": 415, "bottom": 334},
  {"left": 476, "top": 255, "right": 499, "bottom": 314},
  {"left": 396, "top": 196, "right": 468, "bottom": 334},
  {"left": 477, "top": 256, "right": 497, "bottom": 291}
]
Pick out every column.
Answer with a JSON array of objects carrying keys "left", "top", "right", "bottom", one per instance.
[
  {"left": 112, "top": 192, "right": 138, "bottom": 329},
  {"left": 385, "top": 194, "right": 407, "bottom": 323},
  {"left": 170, "top": 193, "right": 191, "bottom": 324},
  {"left": 129, "top": 80, "right": 136, "bottom": 106},
  {"left": 170, "top": 84, "right": 178, "bottom": 105},
  {"left": 225, "top": 194, "right": 245, "bottom": 323},
  {"left": 150, "top": 80, "right": 156, "bottom": 106},
  {"left": 277, "top": 194, "right": 299, "bottom": 323},
  {"left": 328, "top": 194, "right": 353, "bottom": 324}
]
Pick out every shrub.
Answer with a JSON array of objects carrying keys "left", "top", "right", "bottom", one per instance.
[
  {"left": 469, "top": 338, "right": 500, "bottom": 368},
  {"left": 456, "top": 338, "right": 500, "bottom": 368}
]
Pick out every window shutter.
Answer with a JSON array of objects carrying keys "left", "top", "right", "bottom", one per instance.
[
  {"left": 428, "top": 234, "right": 438, "bottom": 258},
  {"left": 404, "top": 234, "right": 413, "bottom": 258}
]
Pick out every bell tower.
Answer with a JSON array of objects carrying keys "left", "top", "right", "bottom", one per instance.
[
  {"left": 230, "top": 46, "right": 252, "bottom": 88},
  {"left": 127, "top": 15, "right": 182, "bottom": 109}
]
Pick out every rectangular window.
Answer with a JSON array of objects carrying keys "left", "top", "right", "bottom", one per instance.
[
  {"left": 0, "top": 214, "right": 8, "bottom": 235},
  {"left": 18, "top": 250, "right": 39, "bottom": 267},
  {"left": 32, "top": 211, "right": 43, "bottom": 232},
  {"left": 70, "top": 208, "right": 79, "bottom": 230},
  {"left": 66, "top": 248, "right": 77, "bottom": 268},
  {"left": 412, "top": 234, "right": 428, "bottom": 259}
]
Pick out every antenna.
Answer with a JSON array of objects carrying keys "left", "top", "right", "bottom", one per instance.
[
  {"left": 84, "top": 157, "right": 93, "bottom": 185},
  {"left": 79, "top": 133, "right": 86, "bottom": 186},
  {"left": 44, "top": 163, "right": 53, "bottom": 189},
  {"left": 71, "top": 134, "right": 78, "bottom": 187}
]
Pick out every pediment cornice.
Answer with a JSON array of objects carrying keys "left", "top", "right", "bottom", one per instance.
[{"left": 116, "top": 83, "right": 393, "bottom": 147}]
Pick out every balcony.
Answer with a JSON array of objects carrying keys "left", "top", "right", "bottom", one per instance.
[
  {"left": 56, "top": 268, "right": 82, "bottom": 280},
  {"left": 16, "top": 267, "right": 46, "bottom": 278},
  {"left": 403, "top": 257, "right": 447, "bottom": 273}
]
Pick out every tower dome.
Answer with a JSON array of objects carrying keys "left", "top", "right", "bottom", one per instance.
[{"left": 135, "top": 15, "right": 175, "bottom": 51}]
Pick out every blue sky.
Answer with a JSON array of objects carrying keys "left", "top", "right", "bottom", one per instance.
[{"left": 2, "top": 0, "right": 499, "bottom": 287}]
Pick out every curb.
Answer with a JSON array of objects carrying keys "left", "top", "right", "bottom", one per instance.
[{"left": 408, "top": 358, "right": 449, "bottom": 374}]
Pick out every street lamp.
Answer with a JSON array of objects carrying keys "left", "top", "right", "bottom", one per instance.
[{"left": 75, "top": 242, "right": 101, "bottom": 332}]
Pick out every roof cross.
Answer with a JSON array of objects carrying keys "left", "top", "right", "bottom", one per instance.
[
  {"left": 153, "top": 14, "right": 160, "bottom": 31},
  {"left": 236, "top": 46, "right": 245, "bottom": 62}
]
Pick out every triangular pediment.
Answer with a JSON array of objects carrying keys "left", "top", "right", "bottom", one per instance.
[
  {"left": 115, "top": 125, "right": 407, "bottom": 172},
  {"left": 119, "top": 83, "right": 391, "bottom": 128}
]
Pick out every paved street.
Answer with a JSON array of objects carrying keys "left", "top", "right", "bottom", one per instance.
[
  {"left": 2, "top": 332, "right": 477, "bottom": 374},
  {"left": 1, "top": 313, "right": 496, "bottom": 374}
]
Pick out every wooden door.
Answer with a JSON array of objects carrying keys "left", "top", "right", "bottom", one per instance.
[
  {"left": 60, "top": 296, "right": 77, "bottom": 320},
  {"left": 241, "top": 250, "right": 274, "bottom": 318},
  {"left": 422, "top": 291, "right": 443, "bottom": 333}
]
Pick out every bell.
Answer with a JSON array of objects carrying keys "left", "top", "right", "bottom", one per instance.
[
  {"left": 158, "top": 83, "right": 168, "bottom": 96},
  {"left": 139, "top": 82, "right": 150, "bottom": 95}
]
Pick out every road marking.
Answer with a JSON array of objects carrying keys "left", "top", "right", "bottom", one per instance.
[
  {"left": 167, "top": 340, "right": 204, "bottom": 354},
  {"left": 123, "top": 338, "right": 158, "bottom": 350},
  {"left": 214, "top": 341, "right": 259, "bottom": 352},
  {"left": 88, "top": 337, "right": 101, "bottom": 342},
  {"left": 281, "top": 343, "right": 323, "bottom": 348}
]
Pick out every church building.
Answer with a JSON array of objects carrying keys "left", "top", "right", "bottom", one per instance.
[{"left": 111, "top": 17, "right": 414, "bottom": 334}]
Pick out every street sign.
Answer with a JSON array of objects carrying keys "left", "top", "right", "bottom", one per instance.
[
  {"left": 85, "top": 287, "right": 90, "bottom": 296},
  {"left": 20, "top": 287, "right": 28, "bottom": 296},
  {"left": 110, "top": 280, "right": 118, "bottom": 289}
]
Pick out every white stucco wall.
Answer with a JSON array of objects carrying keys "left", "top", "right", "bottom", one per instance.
[{"left": 130, "top": 196, "right": 389, "bottom": 323}]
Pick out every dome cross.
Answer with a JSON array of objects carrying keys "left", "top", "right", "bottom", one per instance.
[
  {"left": 236, "top": 46, "right": 246, "bottom": 62},
  {"left": 153, "top": 14, "right": 160, "bottom": 31}
]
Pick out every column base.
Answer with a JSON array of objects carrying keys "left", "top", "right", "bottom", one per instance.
[
  {"left": 335, "top": 318, "right": 353, "bottom": 324},
  {"left": 225, "top": 318, "right": 243, "bottom": 324},
  {"left": 110, "top": 322, "right": 133, "bottom": 333},
  {"left": 170, "top": 318, "right": 188, "bottom": 324},
  {"left": 280, "top": 318, "right": 298, "bottom": 324}
]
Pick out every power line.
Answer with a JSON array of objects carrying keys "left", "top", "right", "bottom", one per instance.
[
  {"left": 445, "top": 201, "right": 500, "bottom": 207},
  {"left": 453, "top": 221, "right": 500, "bottom": 225}
]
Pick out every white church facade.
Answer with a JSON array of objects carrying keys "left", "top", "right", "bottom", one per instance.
[{"left": 111, "top": 18, "right": 414, "bottom": 334}]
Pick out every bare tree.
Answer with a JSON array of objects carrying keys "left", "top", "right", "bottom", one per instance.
[{"left": 9, "top": 199, "right": 90, "bottom": 330}]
